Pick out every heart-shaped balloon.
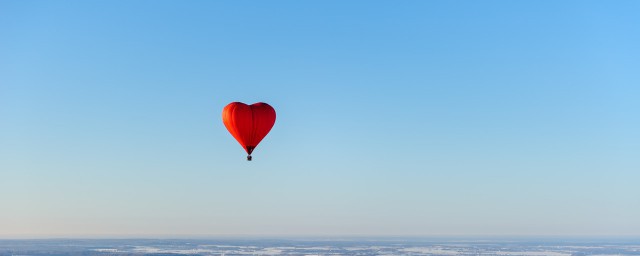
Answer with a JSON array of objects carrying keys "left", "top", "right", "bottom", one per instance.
[{"left": 222, "top": 102, "right": 276, "bottom": 161}]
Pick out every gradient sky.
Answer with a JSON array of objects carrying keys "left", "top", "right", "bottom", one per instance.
[{"left": 1, "top": 1, "right": 639, "bottom": 238}]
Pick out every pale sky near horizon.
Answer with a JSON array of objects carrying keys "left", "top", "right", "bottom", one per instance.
[{"left": 1, "top": 1, "right": 639, "bottom": 238}]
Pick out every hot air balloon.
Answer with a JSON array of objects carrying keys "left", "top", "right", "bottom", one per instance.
[{"left": 222, "top": 102, "right": 276, "bottom": 161}]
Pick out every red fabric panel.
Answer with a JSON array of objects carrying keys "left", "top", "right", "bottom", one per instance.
[{"left": 222, "top": 102, "right": 276, "bottom": 155}]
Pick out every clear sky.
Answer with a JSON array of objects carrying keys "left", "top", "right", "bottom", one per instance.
[{"left": 1, "top": 1, "right": 639, "bottom": 238}]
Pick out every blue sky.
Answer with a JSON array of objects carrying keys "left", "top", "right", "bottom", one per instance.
[{"left": 1, "top": 1, "right": 639, "bottom": 237}]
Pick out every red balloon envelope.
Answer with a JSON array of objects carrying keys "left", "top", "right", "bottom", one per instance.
[{"left": 222, "top": 102, "right": 276, "bottom": 161}]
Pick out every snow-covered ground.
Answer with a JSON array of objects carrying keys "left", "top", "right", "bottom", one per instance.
[{"left": 1, "top": 239, "right": 638, "bottom": 256}]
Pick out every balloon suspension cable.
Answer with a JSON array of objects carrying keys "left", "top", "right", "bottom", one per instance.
[{"left": 247, "top": 155, "right": 252, "bottom": 161}]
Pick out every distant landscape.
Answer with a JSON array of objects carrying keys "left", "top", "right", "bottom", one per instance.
[{"left": 1, "top": 238, "right": 639, "bottom": 256}]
